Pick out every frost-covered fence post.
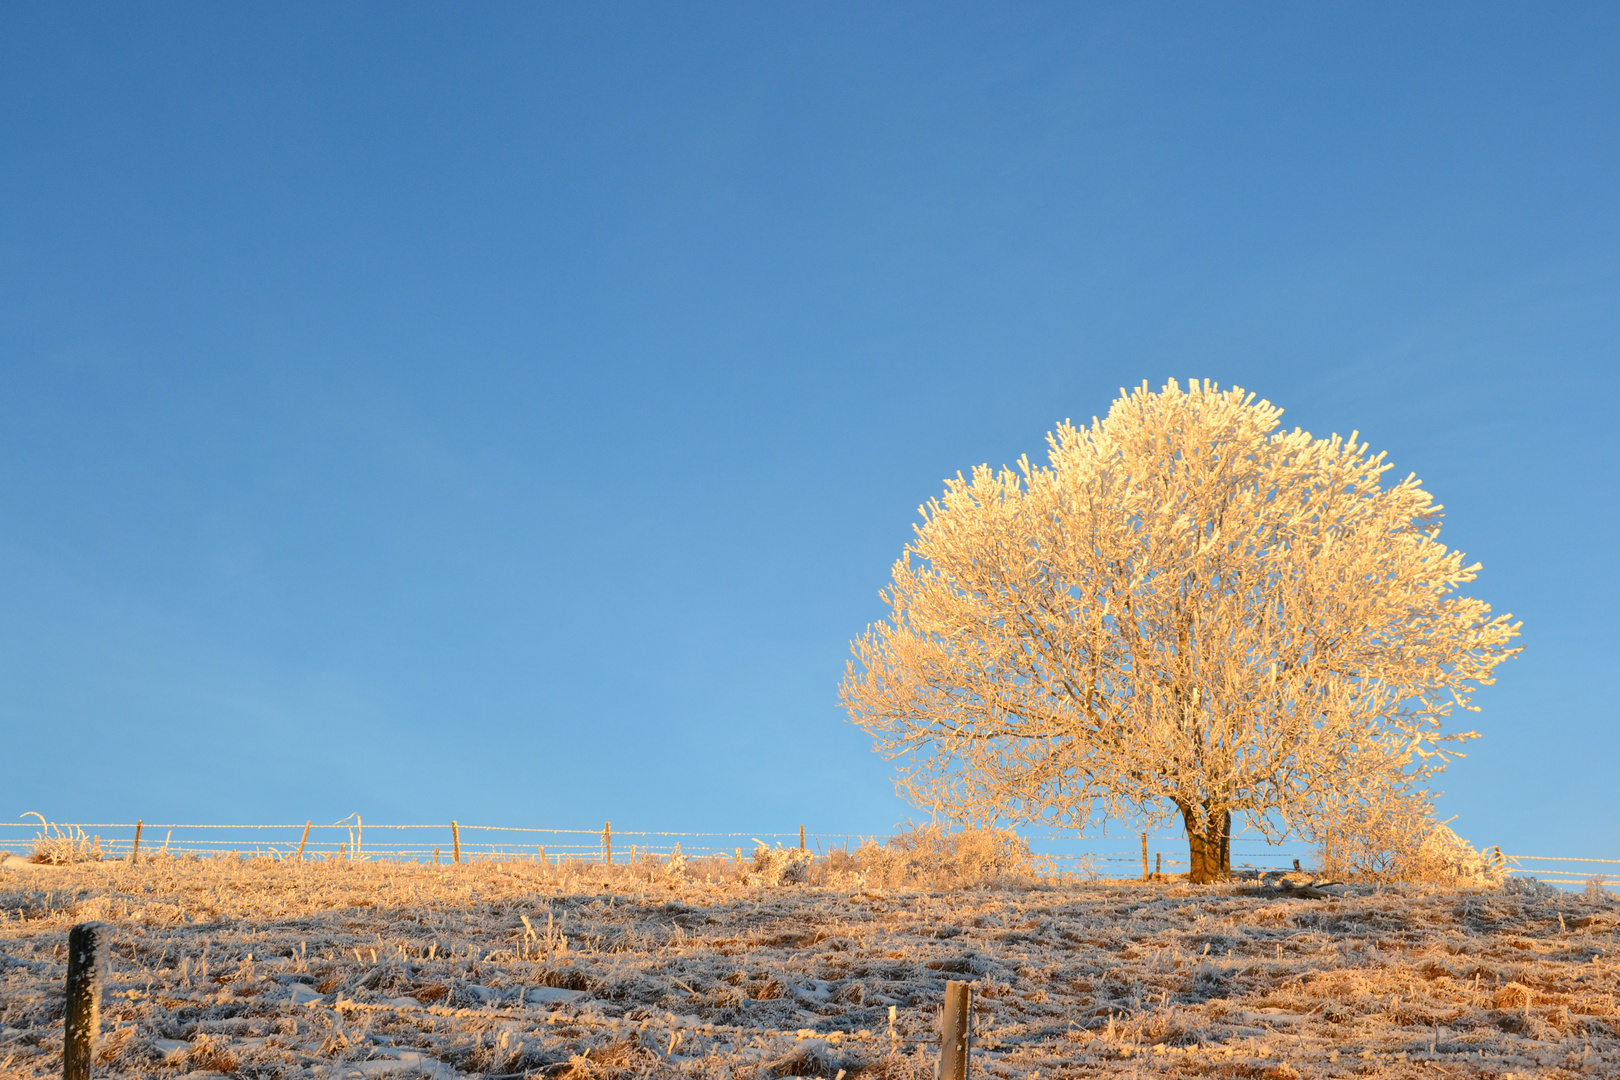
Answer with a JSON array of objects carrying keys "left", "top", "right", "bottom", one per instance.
[
  {"left": 938, "top": 980, "right": 970, "bottom": 1080},
  {"left": 296, "top": 821, "right": 311, "bottom": 859},
  {"left": 1141, "top": 833, "right": 1149, "bottom": 882},
  {"left": 603, "top": 822, "right": 612, "bottom": 865},
  {"left": 800, "top": 825, "right": 806, "bottom": 851},
  {"left": 451, "top": 821, "right": 461, "bottom": 865},
  {"left": 129, "top": 821, "right": 143, "bottom": 865},
  {"left": 64, "top": 922, "right": 109, "bottom": 1080}
]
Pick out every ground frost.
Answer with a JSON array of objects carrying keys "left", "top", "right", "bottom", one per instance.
[{"left": 0, "top": 857, "right": 1616, "bottom": 1077}]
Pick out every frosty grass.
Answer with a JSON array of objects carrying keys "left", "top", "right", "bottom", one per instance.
[{"left": 1, "top": 856, "right": 1615, "bottom": 1078}]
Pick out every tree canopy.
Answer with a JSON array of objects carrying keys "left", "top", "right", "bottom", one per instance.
[{"left": 842, "top": 380, "right": 1521, "bottom": 882}]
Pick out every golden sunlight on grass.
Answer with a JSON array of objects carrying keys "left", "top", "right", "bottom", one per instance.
[{"left": 1, "top": 852, "right": 1616, "bottom": 1078}]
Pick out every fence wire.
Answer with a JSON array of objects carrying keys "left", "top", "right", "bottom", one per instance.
[
  {"left": 0, "top": 818, "right": 1344, "bottom": 874},
  {"left": 2, "top": 818, "right": 1605, "bottom": 888}
]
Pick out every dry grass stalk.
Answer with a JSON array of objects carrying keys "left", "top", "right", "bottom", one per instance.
[{"left": 22, "top": 814, "right": 103, "bottom": 866}]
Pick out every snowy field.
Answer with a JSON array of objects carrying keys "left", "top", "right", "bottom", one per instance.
[{"left": 1, "top": 854, "right": 1616, "bottom": 1079}]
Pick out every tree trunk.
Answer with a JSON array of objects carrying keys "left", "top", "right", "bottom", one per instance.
[{"left": 1179, "top": 803, "right": 1232, "bottom": 884}]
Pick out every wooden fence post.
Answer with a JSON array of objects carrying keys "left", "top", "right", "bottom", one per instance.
[
  {"left": 1141, "top": 833, "right": 1149, "bottom": 882},
  {"left": 296, "top": 821, "right": 312, "bottom": 859},
  {"left": 1155, "top": 853, "right": 1162, "bottom": 878},
  {"left": 939, "top": 980, "right": 970, "bottom": 1080},
  {"left": 130, "top": 821, "right": 143, "bottom": 866},
  {"left": 603, "top": 822, "right": 612, "bottom": 865},
  {"left": 800, "top": 825, "right": 806, "bottom": 851},
  {"left": 64, "top": 922, "right": 109, "bottom": 1080},
  {"left": 451, "top": 821, "right": 461, "bottom": 865}
]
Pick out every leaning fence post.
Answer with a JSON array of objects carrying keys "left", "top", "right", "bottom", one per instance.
[
  {"left": 296, "top": 821, "right": 311, "bottom": 860},
  {"left": 130, "top": 821, "right": 143, "bottom": 866},
  {"left": 64, "top": 922, "right": 109, "bottom": 1080},
  {"left": 603, "top": 822, "right": 612, "bottom": 865},
  {"left": 451, "top": 821, "right": 462, "bottom": 865},
  {"left": 938, "top": 979, "right": 970, "bottom": 1080}
]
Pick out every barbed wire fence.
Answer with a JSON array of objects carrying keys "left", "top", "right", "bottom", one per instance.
[{"left": 3, "top": 816, "right": 1610, "bottom": 889}]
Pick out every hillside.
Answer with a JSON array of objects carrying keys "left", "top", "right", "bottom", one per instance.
[{"left": 1, "top": 856, "right": 1615, "bottom": 1078}]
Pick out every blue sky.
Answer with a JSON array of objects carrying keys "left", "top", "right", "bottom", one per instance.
[{"left": 1, "top": 4, "right": 1615, "bottom": 859}]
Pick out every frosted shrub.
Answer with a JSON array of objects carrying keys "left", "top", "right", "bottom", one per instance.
[
  {"left": 821, "top": 824, "right": 1033, "bottom": 889},
  {"left": 746, "top": 845, "right": 812, "bottom": 887},
  {"left": 1504, "top": 876, "right": 1559, "bottom": 901},
  {"left": 1586, "top": 874, "right": 1607, "bottom": 901},
  {"left": 1316, "top": 789, "right": 1498, "bottom": 885},
  {"left": 887, "top": 822, "right": 1032, "bottom": 882}
]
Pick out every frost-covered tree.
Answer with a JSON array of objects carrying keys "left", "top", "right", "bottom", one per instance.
[{"left": 842, "top": 380, "right": 1521, "bottom": 883}]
